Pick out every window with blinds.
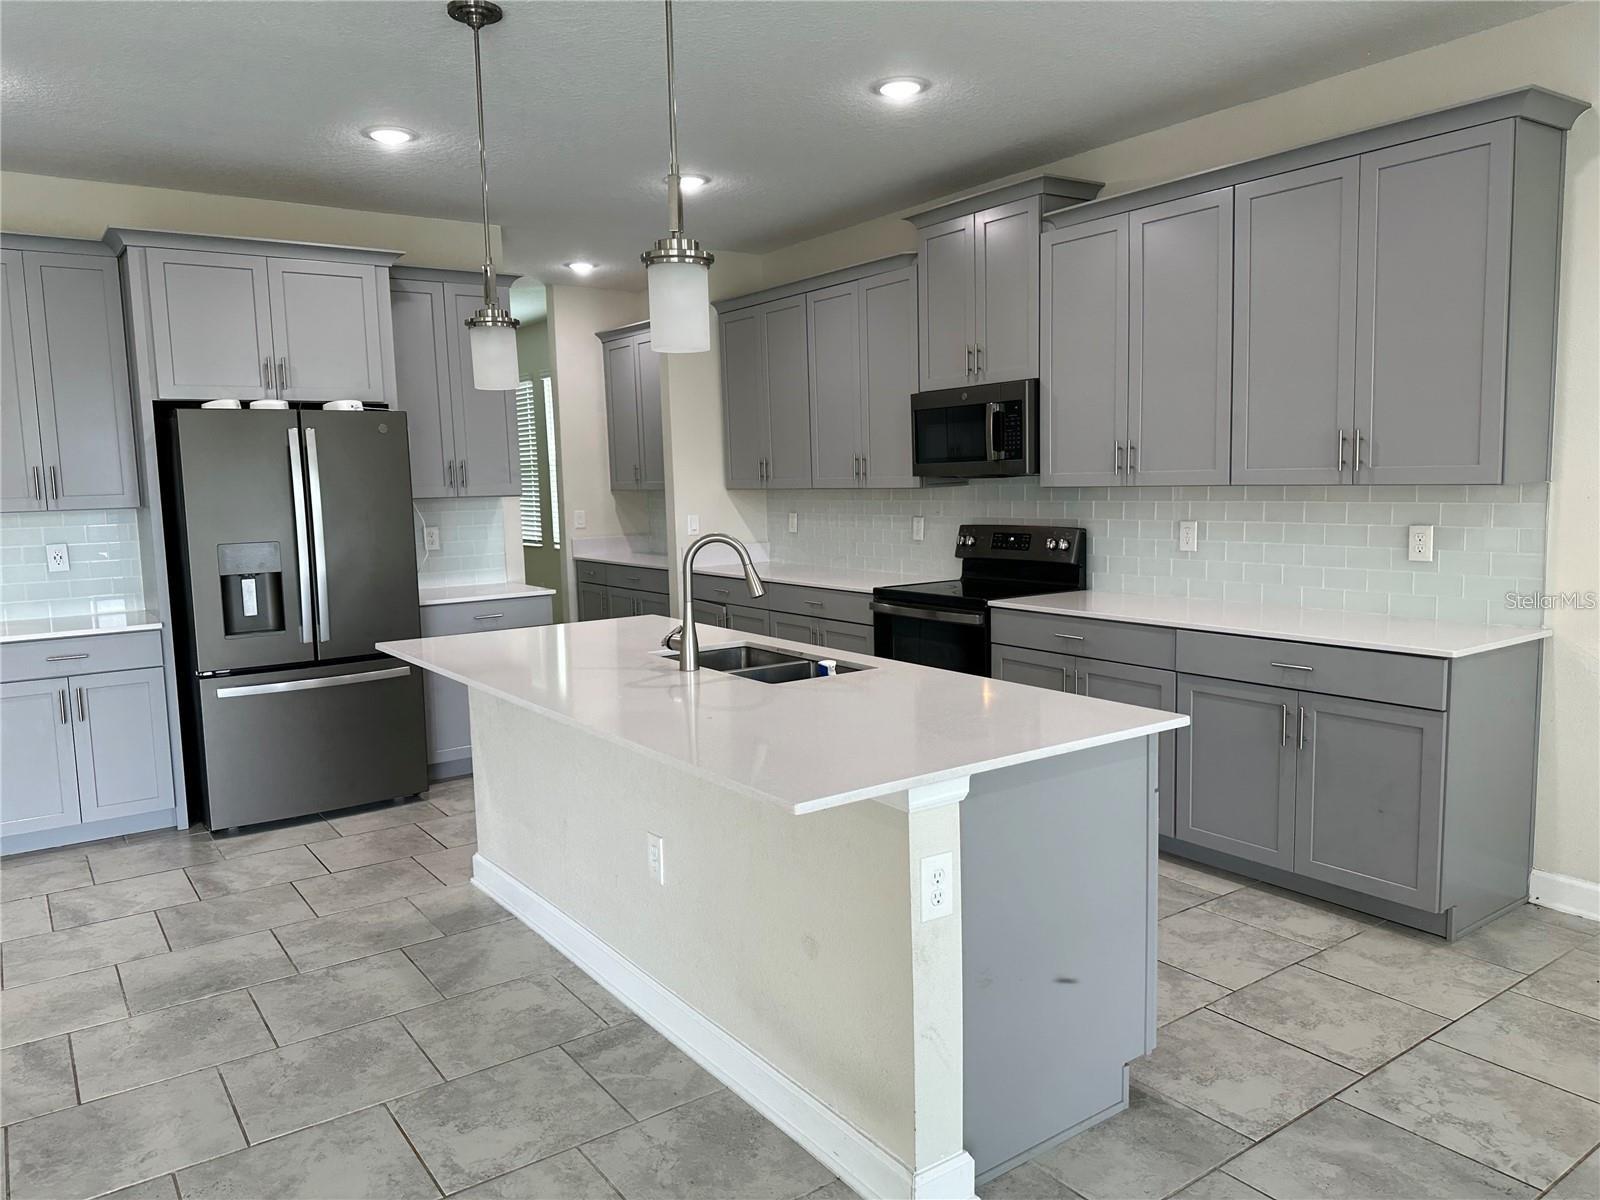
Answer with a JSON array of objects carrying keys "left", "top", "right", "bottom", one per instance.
[{"left": 516, "top": 376, "right": 559, "bottom": 547}]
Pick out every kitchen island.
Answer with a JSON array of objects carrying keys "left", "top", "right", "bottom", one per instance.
[{"left": 379, "top": 616, "right": 1187, "bottom": 1199}]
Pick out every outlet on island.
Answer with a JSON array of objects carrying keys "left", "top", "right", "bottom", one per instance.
[{"left": 920, "top": 851, "right": 954, "bottom": 921}]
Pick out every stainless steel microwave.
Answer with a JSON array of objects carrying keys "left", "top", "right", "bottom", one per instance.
[{"left": 910, "top": 379, "right": 1039, "bottom": 479}]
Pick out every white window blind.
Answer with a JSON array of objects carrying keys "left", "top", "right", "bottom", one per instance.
[
  {"left": 543, "top": 377, "right": 561, "bottom": 549},
  {"left": 516, "top": 378, "right": 543, "bottom": 546}
]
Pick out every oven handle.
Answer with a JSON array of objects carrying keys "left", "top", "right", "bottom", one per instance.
[{"left": 869, "top": 600, "right": 987, "bottom": 627}]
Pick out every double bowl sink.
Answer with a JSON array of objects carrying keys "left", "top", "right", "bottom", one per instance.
[{"left": 665, "top": 644, "right": 869, "bottom": 685}]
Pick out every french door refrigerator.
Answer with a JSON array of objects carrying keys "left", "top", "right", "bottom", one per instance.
[{"left": 164, "top": 406, "right": 426, "bottom": 831}]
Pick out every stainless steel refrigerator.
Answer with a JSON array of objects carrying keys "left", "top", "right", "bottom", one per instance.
[{"left": 164, "top": 406, "right": 426, "bottom": 831}]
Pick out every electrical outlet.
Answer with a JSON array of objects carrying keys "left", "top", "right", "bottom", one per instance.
[
  {"left": 912, "top": 516, "right": 925, "bottom": 542},
  {"left": 787, "top": 512, "right": 798, "bottom": 534},
  {"left": 423, "top": 527, "right": 441, "bottom": 551},
  {"left": 686, "top": 514, "right": 700, "bottom": 536},
  {"left": 1408, "top": 524, "right": 1435, "bottom": 563},
  {"left": 1178, "top": 521, "right": 1199, "bottom": 553},
  {"left": 920, "top": 851, "right": 955, "bottom": 922},
  {"left": 573, "top": 510, "right": 587, "bottom": 530},
  {"left": 45, "top": 544, "right": 70, "bottom": 573},
  {"left": 646, "top": 832, "right": 665, "bottom": 885}
]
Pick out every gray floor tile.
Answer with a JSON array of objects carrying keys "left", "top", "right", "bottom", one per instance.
[
  {"left": 212, "top": 817, "right": 339, "bottom": 861},
  {"left": 455, "top": 1148, "right": 621, "bottom": 1199},
  {"left": 156, "top": 884, "right": 316, "bottom": 952},
  {"left": 0, "top": 898, "right": 50, "bottom": 943},
  {"left": 422, "top": 777, "right": 475, "bottom": 816},
  {"left": 1210, "top": 964, "right": 1446, "bottom": 1072},
  {"left": 1170, "top": 1173, "right": 1269, "bottom": 1200},
  {"left": 221, "top": 1017, "right": 441, "bottom": 1143},
  {"left": 1130, "top": 1010, "right": 1358, "bottom": 1140},
  {"left": 306, "top": 825, "right": 446, "bottom": 874},
  {"left": 1, "top": 855, "right": 90, "bottom": 902},
  {"left": 273, "top": 898, "right": 443, "bottom": 971},
  {"left": 98, "top": 1178, "right": 179, "bottom": 1200},
  {"left": 1157, "top": 963, "right": 1230, "bottom": 1027},
  {"left": 1158, "top": 909, "right": 1317, "bottom": 989},
  {"left": 417, "top": 814, "right": 476, "bottom": 848},
  {"left": 326, "top": 799, "right": 447, "bottom": 837},
  {"left": 401, "top": 973, "right": 602, "bottom": 1079},
  {"left": 0, "top": 965, "right": 127, "bottom": 1047},
  {"left": 2, "top": 912, "right": 167, "bottom": 989},
  {"left": 1033, "top": 1086, "right": 1249, "bottom": 1200},
  {"left": 1, "top": 1036, "right": 76, "bottom": 1126},
  {"left": 558, "top": 968, "right": 635, "bottom": 1025},
  {"left": 416, "top": 843, "right": 475, "bottom": 885},
  {"left": 6, "top": 1069, "right": 244, "bottom": 1200},
  {"left": 249, "top": 949, "right": 442, "bottom": 1044},
  {"left": 1200, "top": 886, "right": 1377, "bottom": 949},
  {"left": 1305, "top": 926, "right": 1523, "bottom": 1018},
  {"left": 564, "top": 1020, "right": 722, "bottom": 1120},
  {"left": 1158, "top": 856, "right": 1249, "bottom": 896},
  {"left": 1524, "top": 906, "right": 1600, "bottom": 938},
  {"left": 1450, "top": 907, "right": 1597, "bottom": 974},
  {"left": 293, "top": 858, "right": 443, "bottom": 916},
  {"left": 184, "top": 845, "right": 327, "bottom": 900},
  {"left": 87, "top": 838, "right": 220, "bottom": 885},
  {"left": 122, "top": 825, "right": 210, "bottom": 846},
  {"left": 1160, "top": 877, "right": 1217, "bottom": 919},
  {"left": 70, "top": 992, "right": 274, "bottom": 1101},
  {"left": 390, "top": 1046, "right": 631, "bottom": 1193},
  {"left": 407, "top": 885, "right": 510, "bottom": 935},
  {"left": 46, "top": 870, "right": 198, "bottom": 931},
  {"left": 1512, "top": 944, "right": 1598, "bottom": 1019},
  {"left": 579, "top": 1087, "right": 833, "bottom": 1200},
  {"left": 1341, "top": 1040, "right": 1600, "bottom": 1187},
  {"left": 119, "top": 929, "right": 294, "bottom": 1014},
  {"left": 404, "top": 917, "right": 567, "bottom": 996},
  {"left": 978, "top": 1162, "right": 1084, "bottom": 1199},
  {"left": 1546, "top": 1151, "right": 1599, "bottom": 1200},
  {"left": 1435, "top": 990, "right": 1600, "bottom": 1100},
  {"left": 1227, "top": 1099, "right": 1535, "bottom": 1200},
  {"left": 175, "top": 1104, "right": 440, "bottom": 1200},
  {"left": 798, "top": 1182, "right": 862, "bottom": 1200}
]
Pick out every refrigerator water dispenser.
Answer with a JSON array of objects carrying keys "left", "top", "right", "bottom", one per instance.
[{"left": 218, "top": 542, "right": 286, "bottom": 636}]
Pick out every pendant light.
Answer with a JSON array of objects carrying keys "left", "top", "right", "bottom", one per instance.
[
  {"left": 640, "top": 0, "right": 714, "bottom": 354},
  {"left": 448, "top": 0, "right": 520, "bottom": 389}
]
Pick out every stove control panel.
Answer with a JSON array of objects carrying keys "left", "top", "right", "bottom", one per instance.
[{"left": 955, "top": 524, "right": 1086, "bottom": 562}]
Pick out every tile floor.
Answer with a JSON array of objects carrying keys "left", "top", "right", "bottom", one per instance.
[{"left": 0, "top": 779, "right": 1594, "bottom": 1200}]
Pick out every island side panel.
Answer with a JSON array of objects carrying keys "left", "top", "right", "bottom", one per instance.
[{"left": 466, "top": 689, "right": 962, "bottom": 1182}]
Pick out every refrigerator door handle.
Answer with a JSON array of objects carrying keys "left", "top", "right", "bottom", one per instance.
[
  {"left": 215, "top": 665, "right": 411, "bottom": 698},
  {"left": 305, "top": 428, "right": 332, "bottom": 643},
  {"left": 287, "top": 429, "right": 315, "bottom": 644}
]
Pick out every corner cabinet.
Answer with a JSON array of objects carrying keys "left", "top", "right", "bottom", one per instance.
[
  {"left": 597, "top": 323, "right": 664, "bottom": 491},
  {"left": 1, "top": 238, "right": 140, "bottom": 512}
]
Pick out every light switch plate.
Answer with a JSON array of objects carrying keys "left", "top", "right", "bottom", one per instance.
[
  {"left": 1178, "top": 521, "right": 1199, "bottom": 553},
  {"left": 912, "top": 516, "right": 925, "bottom": 542},
  {"left": 686, "top": 514, "right": 700, "bottom": 536},
  {"left": 646, "top": 832, "right": 665, "bottom": 885},
  {"left": 1408, "top": 524, "right": 1435, "bottom": 563},
  {"left": 423, "top": 527, "right": 441, "bottom": 551},
  {"left": 45, "top": 544, "right": 70, "bottom": 573},
  {"left": 787, "top": 512, "right": 798, "bottom": 534},
  {"left": 573, "top": 510, "right": 587, "bottom": 530}
]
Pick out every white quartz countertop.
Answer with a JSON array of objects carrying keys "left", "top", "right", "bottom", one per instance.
[
  {"left": 572, "top": 550, "right": 923, "bottom": 595},
  {"left": 990, "top": 592, "right": 1551, "bottom": 658},
  {"left": 573, "top": 547, "right": 670, "bottom": 571},
  {"left": 419, "top": 582, "right": 557, "bottom": 607},
  {"left": 379, "top": 616, "right": 1186, "bottom": 815},
  {"left": 0, "top": 610, "right": 164, "bottom": 644}
]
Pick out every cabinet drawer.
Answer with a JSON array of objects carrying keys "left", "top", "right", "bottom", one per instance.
[
  {"left": 763, "top": 582, "right": 872, "bottom": 625},
  {"left": 990, "top": 609, "right": 1175, "bottom": 670},
  {"left": 605, "top": 564, "right": 668, "bottom": 594},
  {"left": 1, "top": 630, "right": 163, "bottom": 683},
  {"left": 576, "top": 560, "right": 607, "bottom": 585},
  {"left": 1176, "top": 631, "right": 1447, "bottom": 711},
  {"left": 419, "top": 595, "right": 553, "bottom": 637},
  {"left": 693, "top": 574, "right": 770, "bottom": 609}
]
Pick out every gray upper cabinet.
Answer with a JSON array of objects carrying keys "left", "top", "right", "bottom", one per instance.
[
  {"left": 719, "top": 297, "right": 811, "bottom": 489},
  {"left": 391, "top": 278, "right": 456, "bottom": 499},
  {"left": 1232, "top": 159, "right": 1359, "bottom": 485},
  {"left": 1040, "top": 214, "right": 1128, "bottom": 487},
  {"left": 720, "top": 307, "right": 768, "bottom": 488},
  {"left": 974, "top": 198, "right": 1042, "bottom": 384},
  {"left": 598, "top": 325, "right": 663, "bottom": 491},
  {"left": 1, "top": 241, "right": 139, "bottom": 512},
  {"left": 807, "top": 281, "right": 863, "bottom": 489},
  {"left": 0, "top": 678, "right": 81, "bottom": 838},
  {"left": 1128, "top": 188, "right": 1233, "bottom": 486},
  {"left": 266, "top": 258, "right": 386, "bottom": 404},
  {"left": 145, "top": 247, "right": 277, "bottom": 401},
  {"left": 637, "top": 335, "right": 664, "bottom": 489},
  {"left": 446, "top": 284, "right": 519, "bottom": 497},
  {"left": 917, "top": 214, "right": 976, "bottom": 391}
]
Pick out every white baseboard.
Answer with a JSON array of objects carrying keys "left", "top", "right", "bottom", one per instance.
[
  {"left": 472, "top": 855, "right": 976, "bottom": 1200},
  {"left": 1529, "top": 870, "right": 1600, "bottom": 923}
]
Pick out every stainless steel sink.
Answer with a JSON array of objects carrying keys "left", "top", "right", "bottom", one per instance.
[
  {"left": 662, "top": 643, "right": 869, "bottom": 684},
  {"left": 730, "top": 659, "right": 867, "bottom": 684}
]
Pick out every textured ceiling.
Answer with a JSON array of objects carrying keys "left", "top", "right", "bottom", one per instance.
[{"left": 1, "top": 1, "right": 1551, "bottom": 287}]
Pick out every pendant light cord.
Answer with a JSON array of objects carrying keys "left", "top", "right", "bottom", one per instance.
[
  {"left": 663, "top": 0, "right": 680, "bottom": 178},
  {"left": 472, "top": 20, "right": 495, "bottom": 303}
]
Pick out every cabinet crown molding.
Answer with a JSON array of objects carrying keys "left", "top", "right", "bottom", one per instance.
[
  {"left": 390, "top": 264, "right": 520, "bottom": 288},
  {"left": 104, "top": 227, "right": 403, "bottom": 266},
  {"left": 0, "top": 233, "right": 115, "bottom": 257},
  {"left": 712, "top": 252, "right": 917, "bottom": 315},
  {"left": 905, "top": 175, "right": 1103, "bottom": 230},
  {"left": 596, "top": 320, "right": 651, "bottom": 344}
]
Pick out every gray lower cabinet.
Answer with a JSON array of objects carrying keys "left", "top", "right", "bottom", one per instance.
[
  {"left": 769, "top": 611, "right": 822, "bottom": 646},
  {"left": 818, "top": 619, "right": 873, "bottom": 655},
  {"left": 992, "top": 643, "right": 1077, "bottom": 693},
  {"left": 727, "top": 605, "right": 770, "bottom": 636},
  {"left": 1078, "top": 658, "right": 1177, "bottom": 838},
  {"left": 577, "top": 582, "right": 609, "bottom": 621},
  {"left": 0, "top": 677, "right": 82, "bottom": 837},
  {"left": 599, "top": 324, "right": 664, "bottom": 491}
]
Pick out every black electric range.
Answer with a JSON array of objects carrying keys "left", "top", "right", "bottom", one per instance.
[{"left": 870, "top": 524, "right": 1087, "bottom": 675}]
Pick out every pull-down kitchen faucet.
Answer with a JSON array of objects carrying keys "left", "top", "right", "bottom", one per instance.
[{"left": 662, "top": 533, "right": 765, "bottom": 671}]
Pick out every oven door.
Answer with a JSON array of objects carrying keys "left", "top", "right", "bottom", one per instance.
[{"left": 871, "top": 600, "right": 990, "bottom": 675}]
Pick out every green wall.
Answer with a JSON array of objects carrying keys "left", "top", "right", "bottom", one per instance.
[{"left": 516, "top": 319, "right": 566, "bottom": 618}]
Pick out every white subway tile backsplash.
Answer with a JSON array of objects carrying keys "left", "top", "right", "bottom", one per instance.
[
  {"left": 0, "top": 509, "right": 145, "bottom": 622},
  {"left": 414, "top": 497, "right": 507, "bottom": 586}
]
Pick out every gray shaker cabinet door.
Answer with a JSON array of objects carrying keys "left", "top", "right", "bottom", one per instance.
[
  {"left": 0, "top": 678, "right": 81, "bottom": 838},
  {"left": 819, "top": 620, "right": 873, "bottom": 655},
  {"left": 1355, "top": 123, "right": 1513, "bottom": 484},
  {"left": 576, "top": 582, "right": 609, "bottom": 621},
  {"left": 860, "top": 265, "right": 919, "bottom": 488},
  {"left": 603, "top": 335, "right": 643, "bottom": 490},
  {"left": 1040, "top": 214, "right": 1128, "bottom": 487},
  {"left": 25, "top": 252, "right": 140, "bottom": 510},
  {"left": 145, "top": 248, "right": 276, "bottom": 401},
  {"left": 974, "top": 197, "right": 1041, "bottom": 383},
  {"left": 807, "top": 281, "right": 864, "bottom": 489},
  {"left": 991, "top": 644, "right": 1075, "bottom": 692},
  {"left": 1294, "top": 694, "right": 1444, "bottom": 909},
  {"left": 390, "top": 279, "right": 456, "bottom": 498},
  {"left": 727, "top": 604, "right": 771, "bottom": 636},
  {"left": 720, "top": 308, "right": 768, "bottom": 488},
  {"left": 636, "top": 335, "right": 665, "bottom": 490},
  {"left": 918, "top": 213, "right": 976, "bottom": 391},
  {"left": 268, "top": 259, "right": 386, "bottom": 405},
  {"left": 446, "top": 284, "right": 519, "bottom": 497},
  {"left": 1232, "top": 159, "right": 1358, "bottom": 485},
  {"left": 1128, "top": 188, "right": 1233, "bottom": 485},
  {"left": 1078, "top": 658, "right": 1177, "bottom": 839},
  {"left": 1176, "top": 674, "right": 1297, "bottom": 870},
  {"left": 0, "top": 249, "right": 45, "bottom": 513},
  {"left": 763, "top": 297, "right": 814, "bottom": 489},
  {"left": 769, "top": 612, "right": 823, "bottom": 646},
  {"left": 71, "top": 667, "right": 174, "bottom": 825}
]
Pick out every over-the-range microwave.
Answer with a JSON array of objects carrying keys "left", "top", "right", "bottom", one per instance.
[{"left": 910, "top": 379, "right": 1038, "bottom": 479}]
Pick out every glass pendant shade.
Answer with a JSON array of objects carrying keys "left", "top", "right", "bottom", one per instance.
[
  {"left": 646, "top": 260, "right": 712, "bottom": 354},
  {"left": 469, "top": 323, "right": 520, "bottom": 390}
]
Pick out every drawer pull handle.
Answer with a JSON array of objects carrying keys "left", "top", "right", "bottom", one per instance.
[
  {"left": 472, "top": 613, "right": 506, "bottom": 621},
  {"left": 1270, "top": 662, "right": 1314, "bottom": 672},
  {"left": 1053, "top": 633, "right": 1085, "bottom": 641},
  {"left": 45, "top": 653, "right": 91, "bottom": 662},
  {"left": 804, "top": 600, "right": 825, "bottom": 609}
]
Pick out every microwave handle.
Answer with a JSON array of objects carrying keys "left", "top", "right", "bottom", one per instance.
[{"left": 984, "top": 401, "right": 1003, "bottom": 462}]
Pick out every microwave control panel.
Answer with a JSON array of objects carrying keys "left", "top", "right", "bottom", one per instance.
[{"left": 995, "top": 405, "right": 1027, "bottom": 458}]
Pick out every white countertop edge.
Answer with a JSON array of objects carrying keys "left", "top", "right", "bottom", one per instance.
[
  {"left": 571, "top": 551, "right": 922, "bottom": 595},
  {"left": 418, "top": 583, "right": 558, "bottom": 606},
  {"left": 0, "top": 618, "right": 165, "bottom": 644}
]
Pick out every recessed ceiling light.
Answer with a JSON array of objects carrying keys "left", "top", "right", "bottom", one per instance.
[
  {"left": 363, "top": 126, "right": 416, "bottom": 146},
  {"left": 566, "top": 261, "right": 597, "bottom": 276},
  {"left": 873, "top": 78, "right": 927, "bottom": 103},
  {"left": 679, "top": 174, "right": 710, "bottom": 194}
]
